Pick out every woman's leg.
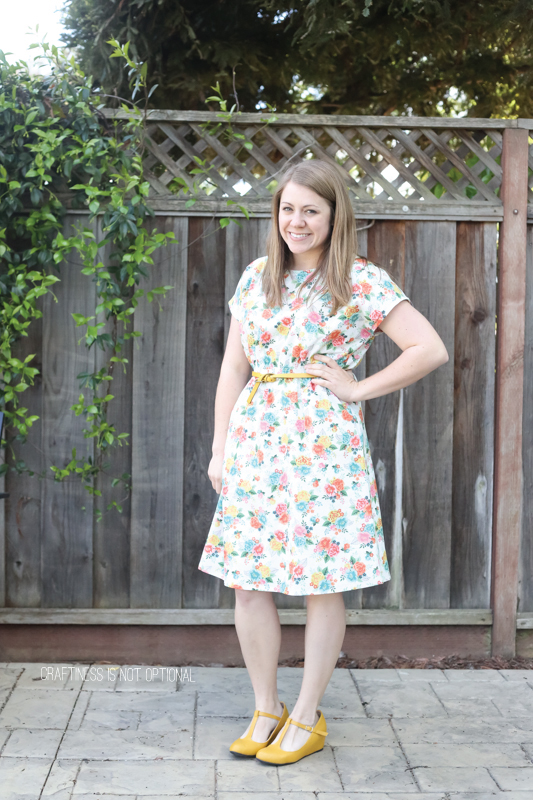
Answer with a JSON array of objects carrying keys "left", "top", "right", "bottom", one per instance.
[
  {"left": 272, "top": 591, "right": 346, "bottom": 751},
  {"left": 234, "top": 587, "right": 283, "bottom": 742}
]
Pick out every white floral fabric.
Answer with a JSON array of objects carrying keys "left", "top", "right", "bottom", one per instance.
[{"left": 198, "top": 256, "right": 411, "bottom": 595}]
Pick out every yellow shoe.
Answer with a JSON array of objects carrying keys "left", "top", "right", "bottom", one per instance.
[
  {"left": 229, "top": 702, "right": 289, "bottom": 757},
  {"left": 255, "top": 710, "right": 328, "bottom": 765}
]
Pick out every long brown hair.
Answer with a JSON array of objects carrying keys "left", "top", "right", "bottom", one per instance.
[{"left": 263, "top": 160, "right": 358, "bottom": 316}]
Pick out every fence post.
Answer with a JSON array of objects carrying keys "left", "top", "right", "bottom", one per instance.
[{"left": 491, "top": 127, "right": 529, "bottom": 657}]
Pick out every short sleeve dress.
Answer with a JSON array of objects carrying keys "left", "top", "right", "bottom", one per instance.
[{"left": 197, "top": 256, "right": 411, "bottom": 595}]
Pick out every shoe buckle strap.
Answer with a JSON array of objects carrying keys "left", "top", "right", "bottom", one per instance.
[
  {"left": 287, "top": 716, "right": 328, "bottom": 736},
  {"left": 257, "top": 709, "right": 283, "bottom": 721}
]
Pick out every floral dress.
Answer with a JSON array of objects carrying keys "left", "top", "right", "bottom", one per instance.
[{"left": 198, "top": 256, "right": 411, "bottom": 595}]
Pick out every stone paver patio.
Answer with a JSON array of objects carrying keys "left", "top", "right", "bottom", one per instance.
[{"left": 1, "top": 662, "right": 533, "bottom": 798}]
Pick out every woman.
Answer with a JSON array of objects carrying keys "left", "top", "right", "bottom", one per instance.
[{"left": 198, "top": 160, "right": 448, "bottom": 765}]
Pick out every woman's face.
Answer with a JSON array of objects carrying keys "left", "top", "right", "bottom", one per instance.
[{"left": 278, "top": 181, "right": 332, "bottom": 268}]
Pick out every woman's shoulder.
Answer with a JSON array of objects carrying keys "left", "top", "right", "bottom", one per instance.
[{"left": 351, "top": 255, "right": 386, "bottom": 284}]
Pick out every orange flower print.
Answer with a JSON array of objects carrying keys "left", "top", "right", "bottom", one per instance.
[{"left": 355, "top": 561, "right": 366, "bottom": 575}]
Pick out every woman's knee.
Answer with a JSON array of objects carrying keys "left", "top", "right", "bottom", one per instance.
[{"left": 234, "top": 587, "right": 270, "bottom": 608}]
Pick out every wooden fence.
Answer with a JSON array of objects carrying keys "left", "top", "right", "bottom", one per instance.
[{"left": 0, "top": 112, "right": 531, "bottom": 660}]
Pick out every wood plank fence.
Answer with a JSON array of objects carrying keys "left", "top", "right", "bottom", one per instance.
[{"left": 0, "top": 112, "right": 531, "bottom": 660}]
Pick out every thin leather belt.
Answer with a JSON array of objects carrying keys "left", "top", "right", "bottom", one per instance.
[{"left": 247, "top": 371, "right": 316, "bottom": 406}]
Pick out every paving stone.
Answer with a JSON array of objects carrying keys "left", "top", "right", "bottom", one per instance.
[
  {"left": 41, "top": 758, "right": 80, "bottom": 796},
  {"left": 216, "top": 758, "right": 278, "bottom": 792},
  {"left": 137, "top": 708, "right": 196, "bottom": 734},
  {"left": 276, "top": 746, "right": 342, "bottom": 792},
  {"left": 326, "top": 718, "right": 396, "bottom": 747},
  {"left": 2, "top": 728, "right": 63, "bottom": 758},
  {"left": 17, "top": 663, "right": 89, "bottom": 690},
  {"left": 490, "top": 766, "right": 533, "bottom": 789},
  {"left": 392, "top": 715, "right": 533, "bottom": 743},
  {"left": 86, "top": 689, "right": 195, "bottom": 714},
  {"left": 350, "top": 669, "right": 401, "bottom": 682},
  {"left": 177, "top": 667, "right": 253, "bottom": 693},
  {"left": 59, "top": 728, "right": 193, "bottom": 759},
  {"left": 317, "top": 794, "right": 452, "bottom": 800},
  {"left": 432, "top": 682, "right": 533, "bottom": 717},
  {"left": 65, "top": 690, "right": 91, "bottom": 732},
  {"left": 197, "top": 691, "right": 255, "bottom": 717},
  {"left": 443, "top": 669, "right": 506, "bottom": 682},
  {"left": 0, "top": 668, "right": 21, "bottom": 694},
  {"left": 395, "top": 669, "right": 447, "bottom": 682},
  {"left": 219, "top": 793, "right": 316, "bottom": 800},
  {"left": 319, "top": 686, "right": 366, "bottom": 718},
  {"left": 500, "top": 669, "right": 533, "bottom": 683},
  {"left": 114, "top": 665, "right": 188, "bottom": 692},
  {"left": 195, "top": 716, "right": 254, "bottom": 759},
  {"left": 317, "top": 794, "right": 517, "bottom": 800},
  {"left": 413, "top": 766, "right": 499, "bottom": 792},
  {"left": 80, "top": 708, "right": 141, "bottom": 730},
  {"left": 333, "top": 744, "right": 414, "bottom": 791},
  {"left": 0, "top": 727, "right": 10, "bottom": 750},
  {"left": 81, "top": 664, "right": 121, "bottom": 692},
  {"left": 73, "top": 758, "right": 214, "bottom": 795},
  {"left": 355, "top": 681, "right": 447, "bottom": 718},
  {"left": 403, "top": 741, "right": 529, "bottom": 767},
  {"left": 0, "top": 688, "right": 78, "bottom": 729},
  {"left": 0, "top": 756, "right": 54, "bottom": 798}
]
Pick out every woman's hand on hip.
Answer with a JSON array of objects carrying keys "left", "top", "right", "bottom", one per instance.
[{"left": 304, "top": 354, "right": 360, "bottom": 404}]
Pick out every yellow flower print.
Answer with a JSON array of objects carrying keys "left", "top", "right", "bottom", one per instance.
[
  {"left": 295, "top": 490, "right": 311, "bottom": 503},
  {"left": 317, "top": 435, "right": 332, "bottom": 449},
  {"left": 310, "top": 571, "right": 323, "bottom": 588},
  {"left": 225, "top": 505, "right": 239, "bottom": 517},
  {"left": 224, "top": 541, "right": 233, "bottom": 554},
  {"left": 328, "top": 509, "right": 343, "bottom": 523},
  {"left": 259, "top": 565, "right": 271, "bottom": 577},
  {"left": 295, "top": 456, "right": 312, "bottom": 466},
  {"left": 247, "top": 334, "right": 254, "bottom": 348},
  {"left": 278, "top": 324, "right": 289, "bottom": 336},
  {"left": 281, "top": 434, "right": 289, "bottom": 445},
  {"left": 270, "top": 539, "right": 283, "bottom": 551},
  {"left": 208, "top": 534, "right": 220, "bottom": 546},
  {"left": 317, "top": 399, "right": 332, "bottom": 411},
  {"left": 225, "top": 457, "right": 235, "bottom": 470},
  {"left": 238, "top": 480, "right": 253, "bottom": 493}
]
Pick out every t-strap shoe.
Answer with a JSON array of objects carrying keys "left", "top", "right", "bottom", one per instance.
[
  {"left": 255, "top": 709, "right": 328, "bottom": 764},
  {"left": 229, "top": 702, "right": 289, "bottom": 757}
]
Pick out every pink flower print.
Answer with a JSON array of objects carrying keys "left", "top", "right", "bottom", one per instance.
[
  {"left": 361, "top": 328, "right": 372, "bottom": 340},
  {"left": 296, "top": 419, "right": 306, "bottom": 433},
  {"left": 282, "top": 316, "right": 292, "bottom": 326},
  {"left": 294, "top": 525, "right": 306, "bottom": 537},
  {"left": 262, "top": 309, "right": 274, "bottom": 319},
  {"left": 293, "top": 564, "right": 304, "bottom": 577},
  {"left": 325, "top": 483, "right": 336, "bottom": 496},
  {"left": 276, "top": 503, "right": 288, "bottom": 516},
  {"left": 350, "top": 435, "right": 361, "bottom": 447},
  {"left": 308, "top": 311, "right": 321, "bottom": 323},
  {"left": 279, "top": 472, "right": 288, "bottom": 487},
  {"left": 260, "top": 331, "right": 272, "bottom": 344},
  {"left": 319, "top": 537, "right": 332, "bottom": 551},
  {"left": 328, "top": 544, "right": 340, "bottom": 557},
  {"left": 357, "top": 530, "right": 371, "bottom": 543},
  {"left": 252, "top": 543, "right": 264, "bottom": 555},
  {"left": 251, "top": 517, "right": 262, "bottom": 530},
  {"left": 355, "top": 561, "right": 366, "bottom": 575},
  {"left": 275, "top": 530, "right": 286, "bottom": 541},
  {"left": 370, "top": 481, "right": 377, "bottom": 497},
  {"left": 370, "top": 309, "right": 384, "bottom": 325}
]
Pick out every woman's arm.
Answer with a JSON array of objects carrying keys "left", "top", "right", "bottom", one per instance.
[
  {"left": 304, "top": 299, "right": 449, "bottom": 404},
  {"left": 209, "top": 316, "right": 251, "bottom": 493}
]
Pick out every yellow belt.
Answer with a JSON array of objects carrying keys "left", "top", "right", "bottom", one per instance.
[{"left": 247, "top": 371, "right": 315, "bottom": 405}]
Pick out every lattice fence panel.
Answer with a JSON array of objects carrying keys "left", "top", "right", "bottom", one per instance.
[{"left": 139, "top": 117, "right": 506, "bottom": 206}]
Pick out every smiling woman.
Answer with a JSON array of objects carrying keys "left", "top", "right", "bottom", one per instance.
[{"left": 200, "top": 159, "right": 449, "bottom": 765}]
